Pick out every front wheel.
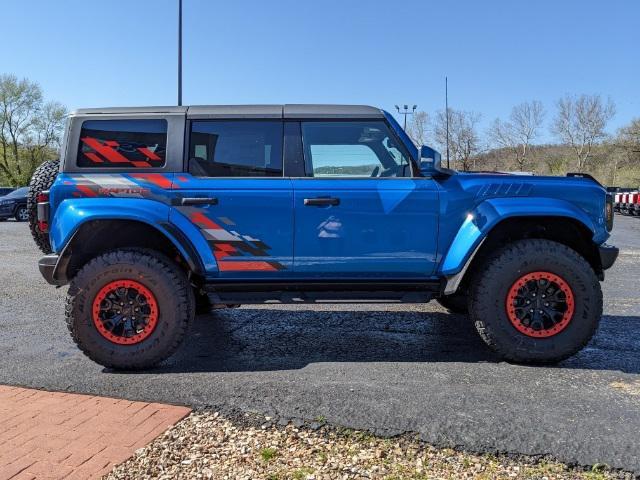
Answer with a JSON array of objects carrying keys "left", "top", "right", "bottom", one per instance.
[
  {"left": 468, "top": 239, "right": 602, "bottom": 364},
  {"left": 66, "top": 249, "right": 195, "bottom": 370}
]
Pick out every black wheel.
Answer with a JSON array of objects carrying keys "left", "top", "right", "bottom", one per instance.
[
  {"left": 14, "top": 205, "right": 29, "bottom": 222},
  {"left": 468, "top": 239, "right": 602, "bottom": 364},
  {"left": 66, "top": 249, "right": 195, "bottom": 370},
  {"left": 436, "top": 292, "right": 468, "bottom": 314},
  {"left": 27, "top": 159, "right": 59, "bottom": 253}
]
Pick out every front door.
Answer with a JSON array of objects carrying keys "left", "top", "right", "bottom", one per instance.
[
  {"left": 170, "top": 119, "right": 293, "bottom": 278},
  {"left": 292, "top": 120, "right": 439, "bottom": 278}
]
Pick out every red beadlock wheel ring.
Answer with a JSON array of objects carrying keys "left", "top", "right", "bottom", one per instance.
[
  {"left": 92, "top": 279, "right": 158, "bottom": 345},
  {"left": 505, "top": 271, "right": 575, "bottom": 338}
]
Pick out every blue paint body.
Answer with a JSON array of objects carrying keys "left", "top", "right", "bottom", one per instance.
[
  {"left": 434, "top": 173, "right": 608, "bottom": 276},
  {"left": 292, "top": 178, "right": 439, "bottom": 277},
  {"left": 45, "top": 111, "right": 611, "bottom": 285}
]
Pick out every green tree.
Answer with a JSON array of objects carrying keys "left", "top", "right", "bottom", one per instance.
[{"left": 0, "top": 74, "right": 67, "bottom": 186}]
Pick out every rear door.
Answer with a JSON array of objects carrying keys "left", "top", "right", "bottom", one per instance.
[
  {"left": 292, "top": 120, "right": 439, "bottom": 278},
  {"left": 169, "top": 118, "right": 294, "bottom": 278}
]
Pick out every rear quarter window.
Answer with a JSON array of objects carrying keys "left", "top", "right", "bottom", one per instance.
[
  {"left": 77, "top": 119, "right": 167, "bottom": 168},
  {"left": 188, "top": 120, "right": 283, "bottom": 177}
]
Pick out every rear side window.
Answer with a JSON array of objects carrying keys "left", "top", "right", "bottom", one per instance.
[
  {"left": 77, "top": 119, "right": 167, "bottom": 168},
  {"left": 188, "top": 121, "right": 283, "bottom": 177}
]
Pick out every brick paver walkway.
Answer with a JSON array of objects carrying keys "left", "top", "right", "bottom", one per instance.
[{"left": 0, "top": 386, "right": 191, "bottom": 480}]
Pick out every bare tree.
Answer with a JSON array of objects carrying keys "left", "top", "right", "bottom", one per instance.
[
  {"left": 609, "top": 118, "right": 640, "bottom": 185},
  {"left": 0, "top": 74, "right": 66, "bottom": 185},
  {"left": 434, "top": 108, "right": 481, "bottom": 171},
  {"left": 552, "top": 94, "right": 615, "bottom": 172},
  {"left": 24, "top": 101, "right": 67, "bottom": 173},
  {"left": 406, "top": 110, "right": 429, "bottom": 147},
  {"left": 618, "top": 118, "right": 640, "bottom": 152},
  {"left": 488, "top": 100, "right": 545, "bottom": 171}
]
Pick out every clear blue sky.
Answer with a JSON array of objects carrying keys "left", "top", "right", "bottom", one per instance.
[{"left": 1, "top": 0, "right": 638, "bottom": 141}]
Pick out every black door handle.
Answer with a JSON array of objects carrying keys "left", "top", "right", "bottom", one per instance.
[
  {"left": 180, "top": 197, "right": 219, "bottom": 206},
  {"left": 303, "top": 197, "right": 340, "bottom": 206}
]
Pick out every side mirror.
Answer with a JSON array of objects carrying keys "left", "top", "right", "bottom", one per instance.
[{"left": 419, "top": 145, "right": 442, "bottom": 174}]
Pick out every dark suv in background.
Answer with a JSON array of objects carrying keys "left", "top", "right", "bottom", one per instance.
[{"left": 0, "top": 187, "right": 29, "bottom": 221}]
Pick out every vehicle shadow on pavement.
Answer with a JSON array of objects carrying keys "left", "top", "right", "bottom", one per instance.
[{"left": 129, "top": 309, "right": 640, "bottom": 374}]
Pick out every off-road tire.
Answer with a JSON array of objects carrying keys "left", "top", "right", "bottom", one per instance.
[
  {"left": 468, "top": 239, "right": 602, "bottom": 364},
  {"left": 66, "top": 249, "right": 195, "bottom": 370},
  {"left": 437, "top": 292, "right": 468, "bottom": 314},
  {"left": 27, "top": 159, "right": 59, "bottom": 253}
]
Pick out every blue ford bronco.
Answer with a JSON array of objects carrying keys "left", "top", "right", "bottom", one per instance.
[{"left": 27, "top": 105, "right": 618, "bottom": 370}]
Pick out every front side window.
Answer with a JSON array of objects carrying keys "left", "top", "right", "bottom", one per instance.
[
  {"left": 301, "top": 121, "right": 411, "bottom": 178},
  {"left": 189, "top": 121, "right": 283, "bottom": 177},
  {"left": 77, "top": 119, "right": 167, "bottom": 168}
]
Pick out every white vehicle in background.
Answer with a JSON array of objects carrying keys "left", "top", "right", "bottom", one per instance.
[{"left": 613, "top": 190, "right": 640, "bottom": 215}]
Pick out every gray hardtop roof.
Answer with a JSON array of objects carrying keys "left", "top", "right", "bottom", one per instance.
[
  {"left": 72, "top": 106, "right": 188, "bottom": 115},
  {"left": 72, "top": 104, "right": 385, "bottom": 119}
]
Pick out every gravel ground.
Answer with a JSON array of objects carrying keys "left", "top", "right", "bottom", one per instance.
[
  {"left": 1, "top": 215, "right": 639, "bottom": 473},
  {"left": 105, "top": 411, "right": 630, "bottom": 480}
]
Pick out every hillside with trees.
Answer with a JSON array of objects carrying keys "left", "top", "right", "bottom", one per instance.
[{"left": 407, "top": 95, "right": 640, "bottom": 187}]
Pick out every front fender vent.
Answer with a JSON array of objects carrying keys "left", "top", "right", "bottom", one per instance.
[{"left": 475, "top": 183, "right": 533, "bottom": 199}]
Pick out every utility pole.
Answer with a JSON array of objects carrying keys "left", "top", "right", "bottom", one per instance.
[
  {"left": 395, "top": 104, "right": 417, "bottom": 130},
  {"left": 177, "top": 0, "right": 183, "bottom": 106},
  {"left": 445, "top": 77, "right": 450, "bottom": 169}
]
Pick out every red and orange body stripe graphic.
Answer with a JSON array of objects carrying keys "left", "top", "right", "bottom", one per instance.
[{"left": 188, "top": 210, "right": 284, "bottom": 272}]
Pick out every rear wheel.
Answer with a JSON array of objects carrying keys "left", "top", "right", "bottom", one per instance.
[
  {"left": 15, "top": 205, "right": 28, "bottom": 222},
  {"left": 27, "top": 159, "right": 59, "bottom": 253},
  {"left": 66, "top": 249, "right": 195, "bottom": 370},
  {"left": 468, "top": 239, "right": 602, "bottom": 364}
]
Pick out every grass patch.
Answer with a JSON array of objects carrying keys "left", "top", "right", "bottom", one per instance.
[{"left": 260, "top": 447, "right": 278, "bottom": 462}]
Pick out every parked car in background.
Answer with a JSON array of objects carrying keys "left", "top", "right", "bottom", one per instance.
[
  {"left": 0, "top": 187, "right": 16, "bottom": 197},
  {"left": 0, "top": 187, "right": 29, "bottom": 221}
]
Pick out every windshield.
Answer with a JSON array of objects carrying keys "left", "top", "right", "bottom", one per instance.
[{"left": 5, "top": 187, "right": 28, "bottom": 198}]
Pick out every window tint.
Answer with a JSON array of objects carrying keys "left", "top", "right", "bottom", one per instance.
[
  {"left": 301, "top": 121, "right": 411, "bottom": 178},
  {"left": 77, "top": 119, "right": 167, "bottom": 168},
  {"left": 189, "top": 121, "right": 283, "bottom": 177},
  {"left": 5, "top": 187, "right": 28, "bottom": 198}
]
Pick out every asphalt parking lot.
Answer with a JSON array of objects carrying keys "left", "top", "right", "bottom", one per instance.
[{"left": 1, "top": 216, "right": 639, "bottom": 473}]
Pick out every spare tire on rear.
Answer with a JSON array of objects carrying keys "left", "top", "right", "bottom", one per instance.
[{"left": 28, "top": 159, "right": 59, "bottom": 254}]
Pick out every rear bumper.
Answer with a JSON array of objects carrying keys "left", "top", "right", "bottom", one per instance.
[
  {"left": 38, "top": 254, "right": 66, "bottom": 286},
  {"left": 599, "top": 244, "right": 619, "bottom": 271}
]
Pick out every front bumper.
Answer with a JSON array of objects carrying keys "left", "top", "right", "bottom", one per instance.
[{"left": 599, "top": 244, "right": 619, "bottom": 271}]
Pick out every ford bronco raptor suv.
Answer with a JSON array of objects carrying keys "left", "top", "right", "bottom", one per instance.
[{"left": 29, "top": 105, "right": 618, "bottom": 370}]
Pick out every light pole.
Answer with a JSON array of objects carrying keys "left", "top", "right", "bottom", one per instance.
[
  {"left": 177, "top": 0, "right": 183, "bottom": 106},
  {"left": 445, "top": 77, "right": 450, "bottom": 169},
  {"left": 395, "top": 104, "right": 417, "bottom": 130}
]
